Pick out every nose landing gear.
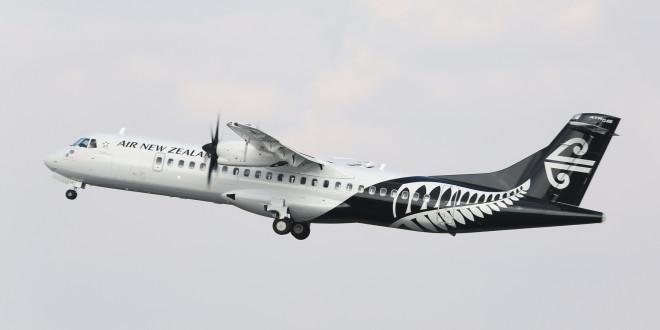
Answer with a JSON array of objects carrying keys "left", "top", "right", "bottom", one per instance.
[{"left": 65, "top": 189, "right": 78, "bottom": 200}]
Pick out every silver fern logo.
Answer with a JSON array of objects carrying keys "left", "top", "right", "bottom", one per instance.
[
  {"left": 544, "top": 138, "right": 596, "bottom": 189},
  {"left": 389, "top": 180, "right": 530, "bottom": 232}
]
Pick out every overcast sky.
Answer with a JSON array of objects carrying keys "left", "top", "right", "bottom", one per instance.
[{"left": 2, "top": 1, "right": 659, "bottom": 329}]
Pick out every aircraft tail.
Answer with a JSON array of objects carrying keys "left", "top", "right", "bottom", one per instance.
[{"left": 434, "top": 113, "right": 620, "bottom": 206}]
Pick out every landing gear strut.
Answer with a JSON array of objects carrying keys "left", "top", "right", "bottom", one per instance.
[
  {"left": 65, "top": 189, "right": 77, "bottom": 200},
  {"left": 272, "top": 212, "right": 292, "bottom": 235},
  {"left": 291, "top": 222, "right": 311, "bottom": 240}
]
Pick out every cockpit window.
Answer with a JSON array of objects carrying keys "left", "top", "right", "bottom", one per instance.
[
  {"left": 71, "top": 138, "right": 90, "bottom": 147},
  {"left": 89, "top": 139, "right": 97, "bottom": 148}
]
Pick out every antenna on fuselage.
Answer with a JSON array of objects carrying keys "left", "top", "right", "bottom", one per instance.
[{"left": 119, "top": 127, "right": 126, "bottom": 135}]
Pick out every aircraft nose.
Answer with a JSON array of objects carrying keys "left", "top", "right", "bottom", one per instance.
[{"left": 44, "top": 151, "right": 60, "bottom": 171}]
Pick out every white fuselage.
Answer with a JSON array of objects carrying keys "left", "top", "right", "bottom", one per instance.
[
  {"left": 45, "top": 113, "right": 615, "bottom": 237},
  {"left": 44, "top": 133, "right": 403, "bottom": 223}
]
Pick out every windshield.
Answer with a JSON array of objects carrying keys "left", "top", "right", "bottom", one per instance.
[
  {"left": 70, "top": 138, "right": 90, "bottom": 147},
  {"left": 71, "top": 138, "right": 85, "bottom": 146}
]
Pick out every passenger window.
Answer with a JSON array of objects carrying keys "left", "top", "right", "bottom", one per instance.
[
  {"left": 413, "top": 192, "right": 420, "bottom": 201},
  {"left": 89, "top": 139, "right": 97, "bottom": 148},
  {"left": 300, "top": 177, "right": 306, "bottom": 185},
  {"left": 335, "top": 182, "right": 341, "bottom": 190},
  {"left": 233, "top": 168, "right": 239, "bottom": 175},
  {"left": 380, "top": 188, "right": 387, "bottom": 196},
  {"left": 390, "top": 189, "right": 397, "bottom": 198},
  {"left": 178, "top": 160, "right": 184, "bottom": 168},
  {"left": 278, "top": 174, "right": 284, "bottom": 182},
  {"left": 358, "top": 185, "right": 364, "bottom": 193},
  {"left": 255, "top": 171, "right": 261, "bottom": 179},
  {"left": 401, "top": 191, "right": 409, "bottom": 199},
  {"left": 346, "top": 183, "right": 353, "bottom": 191},
  {"left": 311, "top": 179, "right": 318, "bottom": 186},
  {"left": 222, "top": 166, "right": 228, "bottom": 174},
  {"left": 368, "top": 186, "right": 376, "bottom": 195},
  {"left": 323, "top": 180, "right": 329, "bottom": 188},
  {"left": 423, "top": 194, "right": 430, "bottom": 203},
  {"left": 156, "top": 156, "right": 163, "bottom": 165},
  {"left": 266, "top": 172, "right": 273, "bottom": 180},
  {"left": 200, "top": 163, "right": 206, "bottom": 171},
  {"left": 167, "top": 159, "right": 174, "bottom": 166},
  {"left": 189, "top": 162, "right": 195, "bottom": 169},
  {"left": 289, "top": 175, "right": 295, "bottom": 183},
  {"left": 244, "top": 169, "right": 250, "bottom": 177}
]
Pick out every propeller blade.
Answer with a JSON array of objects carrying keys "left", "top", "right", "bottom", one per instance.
[
  {"left": 207, "top": 156, "right": 217, "bottom": 187},
  {"left": 207, "top": 161, "right": 213, "bottom": 186},
  {"left": 213, "top": 115, "right": 220, "bottom": 145},
  {"left": 203, "top": 114, "right": 222, "bottom": 188}
]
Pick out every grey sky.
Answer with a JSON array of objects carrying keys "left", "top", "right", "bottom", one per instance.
[{"left": 1, "top": 1, "right": 659, "bottom": 329}]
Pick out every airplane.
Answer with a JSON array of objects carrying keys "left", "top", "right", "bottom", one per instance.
[{"left": 44, "top": 113, "right": 620, "bottom": 240}]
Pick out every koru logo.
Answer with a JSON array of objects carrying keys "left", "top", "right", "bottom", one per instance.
[{"left": 544, "top": 138, "right": 596, "bottom": 189}]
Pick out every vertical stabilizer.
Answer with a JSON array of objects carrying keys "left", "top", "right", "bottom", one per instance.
[
  {"left": 434, "top": 113, "right": 620, "bottom": 206},
  {"left": 529, "top": 113, "right": 620, "bottom": 205}
]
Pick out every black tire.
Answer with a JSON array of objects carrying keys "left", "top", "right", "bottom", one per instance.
[
  {"left": 65, "top": 189, "right": 77, "bottom": 200},
  {"left": 272, "top": 217, "right": 292, "bottom": 235},
  {"left": 291, "top": 222, "right": 310, "bottom": 240}
]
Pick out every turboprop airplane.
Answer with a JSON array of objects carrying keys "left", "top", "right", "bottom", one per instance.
[{"left": 44, "top": 113, "right": 619, "bottom": 240}]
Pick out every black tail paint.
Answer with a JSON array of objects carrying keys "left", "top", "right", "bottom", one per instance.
[{"left": 434, "top": 113, "right": 620, "bottom": 206}]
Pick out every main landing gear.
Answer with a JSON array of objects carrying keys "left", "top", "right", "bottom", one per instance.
[
  {"left": 65, "top": 189, "right": 77, "bottom": 200},
  {"left": 291, "top": 222, "right": 310, "bottom": 240},
  {"left": 272, "top": 216, "right": 292, "bottom": 235},
  {"left": 271, "top": 212, "right": 311, "bottom": 240}
]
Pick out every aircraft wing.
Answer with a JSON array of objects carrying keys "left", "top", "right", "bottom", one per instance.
[{"left": 227, "top": 122, "right": 327, "bottom": 169}]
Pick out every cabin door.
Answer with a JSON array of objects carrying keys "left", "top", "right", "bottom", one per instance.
[{"left": 153, "top": 153, "right": 165, "bottom": 172}]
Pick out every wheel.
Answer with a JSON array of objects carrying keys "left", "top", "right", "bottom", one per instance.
[
  {"left": 272, "top": 217, "right": 292, "bottom": 235},
  {"left": 291, "top": 222, "right": 310, "bottom": 240},
  {"left": 65, "top": 189, "right": 77, "bottom": 200}
]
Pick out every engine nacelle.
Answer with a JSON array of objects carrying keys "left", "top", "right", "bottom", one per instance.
[{"left": 216, "top": 141, "right": 281, "bottom": 167}]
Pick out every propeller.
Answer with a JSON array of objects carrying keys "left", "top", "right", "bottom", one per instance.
[{"left": 202, "top": 116, "right": 221, "bottom": 188}]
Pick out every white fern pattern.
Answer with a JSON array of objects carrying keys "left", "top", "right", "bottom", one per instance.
[{"left": 389, "top": 179, "right": 530, "bottom": 232}]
